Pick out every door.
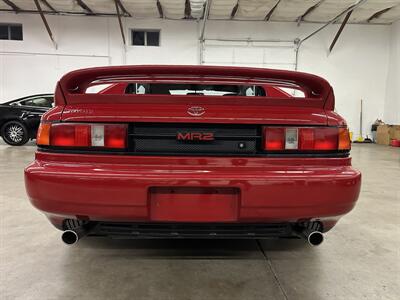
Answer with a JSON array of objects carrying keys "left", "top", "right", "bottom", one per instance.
[
  {"left": 17, "top": 95, "right": 54, "bottom": 136},
  {"left": 201, "top": 40, "right": 297, "bottom": 70}
]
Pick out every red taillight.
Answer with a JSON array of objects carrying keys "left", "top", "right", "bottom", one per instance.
[
  {"left": 313, "top": 127, "right": 338, "bottom": 150},
  {"left": 104, "top": 125, "right": 126, "bottom": 149},
  {"left": 263, "top": 127, "right": 285, "bottom": 150},
  {"left": 263, "top": 126, "right": 349, "bottom": 152},
  {"left": 75, "top": 125, "right": 91, "bottom": 146},
  {"left": 51, "top": 124, "right": 91, "bottom": 147},
  {"left": 298, "top": 128, "right": 314, "bottom": 150},
  {"left": 37, "top": 123, "right": 127, "bottom": 149}
]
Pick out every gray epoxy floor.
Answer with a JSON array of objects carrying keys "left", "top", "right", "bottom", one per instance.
[{"left": 0, "top": 140, "right": 399, "bottom": 300}]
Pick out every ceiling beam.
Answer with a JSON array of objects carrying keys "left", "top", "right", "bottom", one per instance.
[
  {"left": 184, "top": 0, "right": 191, "bottom": 18},
  {"left": 33, "top": 0, "right": 57, "bottom": 49},
  {"left": 367, "top": 6, "right": 396, "bottom": 23},
  {"left": 298, "top": 0, "right": 367, "bottom": 46},
  {"left": 76, "top": 0, "right": 95, "bottom": 15},
  {"left": 297, "top": 0, "right": 326, "bottom": 26},
  {"left": 40, "top": 0, "right": 57, "bottom": 13},
  {"left": 157, "top": 0, "right": 164, "bottom": 18},
  {"left": 329, "top": 10, "right": 352, "bottom": 53},
  {"left": 2, "top": 0, "right": 20, "bottom": 12},
  {"left": 114, "top": 0, "right": 126, "bottom": 46},
  {"left": 265, "top": 0, "right": 281, "bottom": 21},
  {"left": 115, "top": 0, "right": 132, "bottom": 17},
  {"left": 230, "top": 2, "right": 238, "bottom": 19}
]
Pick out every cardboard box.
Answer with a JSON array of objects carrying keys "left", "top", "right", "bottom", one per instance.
[
  {"left": 376, "top": 125, "right": 400, "bottom": 145},
  {"left": 376, "top": 125, "right": 391, "bottom": 145}
]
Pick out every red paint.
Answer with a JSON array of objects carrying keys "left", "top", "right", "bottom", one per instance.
[
  {"left": 149, "top": 187, "right": 240, "bottom": 222},
  {"left": 57, "top": 65, "right": 331, "bottom": 102},
  {"left": 97, "top": 82, "right": 128, "bottom": 95},
  {"left": 56, "top": 103, "right": 329, "bottom": 125},
  {"left": 25, "top": 153, "right": 361, "bottom": 230},
  {"left": 263, "top": 85, "right": 294, "bottom": 98},
  {"left": 25, "top": 65, "right": 360, "bottom": 235}
]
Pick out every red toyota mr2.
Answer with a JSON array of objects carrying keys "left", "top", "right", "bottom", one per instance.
[{"left": 24, "top": 66, "right": 361, "bottom": 246}]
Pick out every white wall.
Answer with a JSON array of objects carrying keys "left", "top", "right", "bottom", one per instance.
[
  {"left": 384, "top": 20, "right": 400, "bottom": 124},
  {"left": 205, "top": 21, "right": 392, "bottom": 137},
  {"left": 0, "top": 12, "right": 397, "bottom": 136}
]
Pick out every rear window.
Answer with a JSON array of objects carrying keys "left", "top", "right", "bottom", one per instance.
[{"left": 125, "top": 83, "right": 266, "bottom": 96}]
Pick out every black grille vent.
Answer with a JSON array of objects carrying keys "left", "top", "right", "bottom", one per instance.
[
  {"left": 129, "top": 123, "right": 260, "bottom": 154},
  {"left": 90, "top": 222, "right": 293, "bottom": 239}
]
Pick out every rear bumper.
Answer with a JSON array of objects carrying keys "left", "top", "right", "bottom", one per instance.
[{"left": 25, "top": 152, "right": 361, "bottom": 232}]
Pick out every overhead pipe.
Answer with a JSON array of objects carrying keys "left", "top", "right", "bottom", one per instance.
[
  {"left": 199, "top": 0, "right": 212, "bottom": 42},
  {"left": 298, "top": 0, "right": 368, "bottom": 47},
  {"left": 199, "top": 0, "right": 212, "bottom": 64},
  {"left": 204, "top": 38, "right": 295, "bottom": 43},
  {"left": 295, "top": 0, "right": 367, "bottom": 70},
  {"left": 329, "top": 10, "right": 353, "bottom": 53},
  {"left": 33, "top": 0, "right": 58, "bottom": 49}
]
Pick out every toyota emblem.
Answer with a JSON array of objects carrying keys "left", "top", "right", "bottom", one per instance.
[{"left": 187, "top": 106, "right": 205, "bottom": 117}]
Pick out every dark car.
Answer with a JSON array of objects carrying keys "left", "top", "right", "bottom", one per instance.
[{"left": 0, "top": 94, "right": 54, "bottom": 146}]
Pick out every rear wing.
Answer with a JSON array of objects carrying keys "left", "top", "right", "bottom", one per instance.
[{"left": 55, "top": 65, "right": 334, "bottom": 109}]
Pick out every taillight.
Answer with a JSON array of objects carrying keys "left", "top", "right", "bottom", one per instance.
[
  {"left": 338, "top": 127, "right": 351, "bottom": 150},
  {"left": 264, "top": 128, "right": 285, "bottom": 150},
  {"left": 36, "top": 123, "right": 51, "bottom": 146},
  {"left": 263, "top": 126, "right": 350, "bottom": 151},
  {"left": 37, "top": 123, "right": 127, "bottom": 149},
  {"left": 311, "top": 127, "right": 338, "bottom": 150}
]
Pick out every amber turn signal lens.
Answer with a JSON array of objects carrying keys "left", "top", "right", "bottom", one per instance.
[
  {"left": 36, "top": 123, "right": 51, "bottom": 146},
  {"left": 338, "top": 127, "right": 351, "bottom": 150}
]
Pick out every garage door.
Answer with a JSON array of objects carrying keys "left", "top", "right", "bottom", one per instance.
[{"left": 201, "top": 40, "right": 297, "bottom": 70}]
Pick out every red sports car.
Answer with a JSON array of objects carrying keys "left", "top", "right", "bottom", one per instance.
[{"left": 24, "top": 65, "right": 361, "bottom": 246}]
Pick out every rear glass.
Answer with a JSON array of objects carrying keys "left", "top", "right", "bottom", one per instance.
[
  {"left": 125, "top": 83, "right": 266, "bottom": 96},
  {"left": 83, "top": 80, "right": 309, "bottom": 98}
]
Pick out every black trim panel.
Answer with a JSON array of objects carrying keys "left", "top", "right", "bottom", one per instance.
[
  {"left": 89, "top": 222, "right": 295, "bottom": 239},
  {"left": 37, "top": 147, "right": 350, "bottom": 158}
]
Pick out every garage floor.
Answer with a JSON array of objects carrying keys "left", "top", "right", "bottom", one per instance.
[{"left": 0, "top": 141, "right": 399, "bottom": 300}]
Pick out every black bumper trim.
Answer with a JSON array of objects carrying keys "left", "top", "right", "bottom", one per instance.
[
  {"left": 37, "top": 147, "right": 350, "bottom": 158},
  {"left": 89, "top": 222, "right": 296, "bottom": 239}
]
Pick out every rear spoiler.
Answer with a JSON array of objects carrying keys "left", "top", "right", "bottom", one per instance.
[{"left": 55, "top": 65, "right": 334, "bottom": 109}]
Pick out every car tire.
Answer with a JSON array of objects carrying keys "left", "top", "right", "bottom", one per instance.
[{"left": 1, "top": 121, "right": 30, "bottom": 146}]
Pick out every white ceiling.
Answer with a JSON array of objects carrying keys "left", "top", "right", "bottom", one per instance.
[{"left": 1, "top": 0, "right": 399, "bottom": 24}]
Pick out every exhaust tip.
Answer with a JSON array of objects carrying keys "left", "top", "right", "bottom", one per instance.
[
  {"left": 62, "top": 230, "right": 79, "bottom": 245},
  {"left": 307, "top": 231, "right": 324, "bottom": 246}
]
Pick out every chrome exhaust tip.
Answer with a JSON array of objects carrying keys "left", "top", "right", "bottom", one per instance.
[
  {"left": 295, "top": 223, "right": 324, "bottom": 246},
  {"left": 61, "top": 230, "right": 79, "bottom": 245},
  {"left": 307, "top": 231, "right": 324, "bottom": 246}
]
